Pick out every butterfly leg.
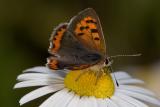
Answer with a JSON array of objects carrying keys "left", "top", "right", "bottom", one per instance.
[
  {"left": 75, "top": 70, "right": 89, "bottom": 82},
  {"left": 108, "top": 66, "right": 119, "bottom": 87},
  {"left": 95, "top": 69, "right": 103, "bottom": 85}
]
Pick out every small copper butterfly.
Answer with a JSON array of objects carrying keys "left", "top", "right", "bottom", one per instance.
[{"left": 46, "top": 8, "right": 107, "bottom": 70}]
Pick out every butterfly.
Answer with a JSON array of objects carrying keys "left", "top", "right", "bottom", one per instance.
[{"left": 46, "top": 8, "right": 108, "bottom": 70}]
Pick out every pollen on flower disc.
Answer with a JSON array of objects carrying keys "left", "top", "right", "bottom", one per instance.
[{"left": 64, "top": 69, "right": 115, "bottom": 98}]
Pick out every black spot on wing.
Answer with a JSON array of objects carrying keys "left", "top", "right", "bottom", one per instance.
[
  {"left": 58, "top": 29, "right": 62, "bottom": 31},
  {"left": 80, "top": 26, "right": 85, "bottom": 31},
  {"left": 85, "top": 26, "right": 89, "bottom": 29},
  {"left": 77, "top": 33, "right": 84, "bottom": 36},
  {"left": 91, "top": 29, "right": 98, "bottom": 33},
  {"left": 55, "top": 32, "right": 58, "bottom": 35},
  {"left": 94, "top": 37, "right": 100, "bottom": 40},
  {"left": 86, "top": 20, "right": 97, "bottom": 24},
  {"left": 80, "top": 26, "right": 90, "bottom": 31}
]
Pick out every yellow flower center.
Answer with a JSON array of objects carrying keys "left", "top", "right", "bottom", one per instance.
[{"left": 64, "top": 67, "right": 115, "bottom": 98}]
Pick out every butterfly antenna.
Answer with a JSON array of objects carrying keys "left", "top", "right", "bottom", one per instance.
[
  {"left": 109, "top": 53, "right": 142, "bottom": 59},
  {"left": 109, "top": 66, "right": 119, "bottom": 87},
  {"left": 107, "top": 53, "right": 141, "bottom": 86}
]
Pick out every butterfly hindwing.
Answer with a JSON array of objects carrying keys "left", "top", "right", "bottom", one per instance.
[
  {"left": 47, "top": 23, "right": 69, "bottom": 70},
  {"left": 48, "top": 23, "right": 68, "bottom": 54},
  {"left": 47, "top": 27, "right": 102, "bottom": 70}
]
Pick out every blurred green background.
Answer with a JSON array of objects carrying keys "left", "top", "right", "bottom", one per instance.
[{"left": 0, "top": 0, "right": 160, "bottom": 107}]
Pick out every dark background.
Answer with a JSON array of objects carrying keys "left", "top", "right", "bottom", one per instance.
[{"left": 0, "top": 0, "right": 160, "bottom": 107}]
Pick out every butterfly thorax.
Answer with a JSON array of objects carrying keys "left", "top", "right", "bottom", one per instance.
[
  {"left": 84, "top": 61, "right": 110, "bottom": 74},
  {"left": 87, "top": 63, "right": 104, "bottom": 71}
]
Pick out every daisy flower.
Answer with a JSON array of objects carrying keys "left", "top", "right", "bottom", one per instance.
[{"left": 14, "top": 66, "right": 160, "bottom": 107}]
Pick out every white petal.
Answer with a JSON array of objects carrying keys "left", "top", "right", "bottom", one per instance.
[
  {"left": 76, "top": 97, "right": 88, "bottom": 107},
  {"left": 88, "top": 97, "right": 98, "bottom": 107},
  {"left": 118, "top": 78, "right": 144, "bottom": 84},
  {"left": 118, "top": 85, "right": 155, "bottom": 96},
  {"left": 82, "top": 97, "right": 98, "bottom": 107},
  {"left": 40, "top": 89, "right": 66, "bottom": 107},
  {"left": 115, "top": 92, "right": 148, "bottom": 107},
  {"left": 23, "top": 66, "right": 67, "bottom": 78},
  {"left": 117, "top": 89, "right": 160, "bottom": 106},
  {"left": 23, "top": 66, "right": 52, "bottom": 73},
  {"left": 112, "top": 71, "right": 131, "bottom": 80},
  {"left": 97, "top": 99, "right": 108, "bottom": 107},
  {"left": 20, "top": 85, "right": 64, "bottom": 105},
  {"left": 67, "top": 95, "right": 79, "bottom": 107},
  {"left": 111, "top": 96, "right": 135, "bottom": 107},
  {"left": 17, "top": 73, "right": 63, "bottom": 81},
  {"left": 77, "top": 97, "right": 97, "bottom": 107},
  {"left": 52, "top": 92, "right": 74, "bottom": 107},
  {"left": 106, "top": 99, "right": 119, "bottom": 107},
  {"left": 40, "top": 89, "right": 74, "bottom": 107},
  {"left": 14, "top": 79, "right": 63, "bottom": 88}
]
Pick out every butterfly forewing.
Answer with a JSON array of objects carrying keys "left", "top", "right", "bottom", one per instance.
[{"left": 68, "top": 8, "right": 106, "bottom": 58}]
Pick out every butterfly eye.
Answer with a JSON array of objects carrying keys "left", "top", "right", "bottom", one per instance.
[{"left": 105, "top": 59, "right": 109, "bottom": 65}]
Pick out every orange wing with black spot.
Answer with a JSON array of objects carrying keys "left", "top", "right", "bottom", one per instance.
[
  {"left": 48, "top": 23, "right": 68, "bottom": 54},
  {"left": 47, "top": 23, "right": 68, "bottom": 70},
  {"left": 47, "top": 8, "right": 106, "bottom": 70},
  {"left": 68, "top": 8, "right": 106, "bottom": 58}
]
